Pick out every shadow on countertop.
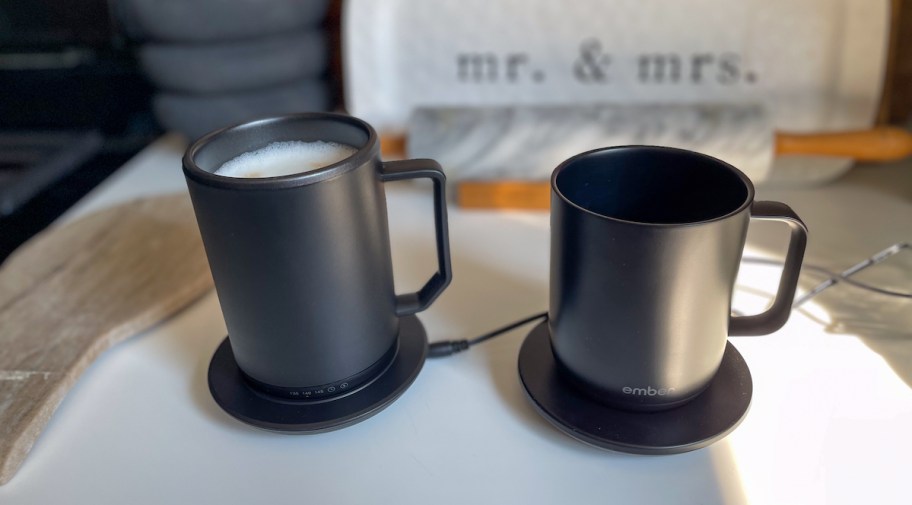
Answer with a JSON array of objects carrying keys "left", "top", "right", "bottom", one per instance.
[{"left": 753, "top": 159, "right": 912, "bottom": 389}]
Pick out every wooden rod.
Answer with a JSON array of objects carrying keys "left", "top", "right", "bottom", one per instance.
[{"left": 775, "top": 126, "right": 912, "bottom": 162}]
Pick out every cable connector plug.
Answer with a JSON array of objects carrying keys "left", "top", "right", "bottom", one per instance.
[
  {"left": 428, "top": 339, "right": 470, "bottom": 358},
  {"left": 426, "top": 312, "right": 549, "bottom": 359}
]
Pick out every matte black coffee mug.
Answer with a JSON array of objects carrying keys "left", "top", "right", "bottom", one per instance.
[
  {"left": 183, "top": 113, "right": 451, "bottom": 399},
  {"left": 550, "top": 146, "right": 807, "bottom": 411}
]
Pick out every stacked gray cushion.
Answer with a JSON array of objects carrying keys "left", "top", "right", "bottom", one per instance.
[
  {"left": 138, "top": 31, "right": 328, "bottom": 93},
  {"left": 114, "top": 0, "right": 332, "bottom": 141},
  {"left": 155, "top": 80, "right": 331, "bottom": 141},
  {"left": 113, "top": 0, "right": 329, "bottom": 42}
]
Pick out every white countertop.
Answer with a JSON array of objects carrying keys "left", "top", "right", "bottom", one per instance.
[{"left": 2, "top": 134, "right": 910, "bottom": 504}]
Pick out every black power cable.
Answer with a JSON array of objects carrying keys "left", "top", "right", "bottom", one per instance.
[{"left": 428, "top": 312, "right": 548, "bottom": 358}]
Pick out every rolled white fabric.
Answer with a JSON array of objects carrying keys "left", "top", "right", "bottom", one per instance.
[{"left": 408, "top": 104, "right": 774, "bottom": 183}]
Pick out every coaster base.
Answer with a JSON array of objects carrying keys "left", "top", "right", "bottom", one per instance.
[
  {"left": 518, "top": 322, "right": 752, "bottom": 454},
  {"left": 208, "top": 315, "right": 428, "bottom": 433}
]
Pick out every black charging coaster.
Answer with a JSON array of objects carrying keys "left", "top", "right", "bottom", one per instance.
[
  {"left": 518, "top": 322, "right": 752, "bottom": 454},
  {"left": 208, "top": 315, "right": 427, "bottom": 433}
]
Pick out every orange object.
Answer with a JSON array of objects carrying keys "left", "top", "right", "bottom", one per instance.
[
  {"left": 380, "top": 134, "right": 407, "bottom": 158},
  {"left": 456, "top": 180, "right": 551, "bottom": 210},
  {"left": 775, "top": 126, "right": 912, "bottom": 162}
]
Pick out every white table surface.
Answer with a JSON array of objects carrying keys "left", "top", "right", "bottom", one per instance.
[{"left": 2, "top": 134, "right": 910, "bottom": 504}]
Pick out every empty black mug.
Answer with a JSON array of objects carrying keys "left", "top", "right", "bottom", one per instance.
[
  {"left": 183, "top": 113, "right": 451, "bottom": 400},
  {"left": 549, "top": 146, "right": 807, "bottom": 411}
]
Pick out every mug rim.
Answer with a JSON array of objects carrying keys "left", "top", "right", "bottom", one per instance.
[
  {"left": 182, "top": 112, "right": 378, "bottom": 190},
  {"left": 551, "top": 145, "right": 755, "bottom": 227}
]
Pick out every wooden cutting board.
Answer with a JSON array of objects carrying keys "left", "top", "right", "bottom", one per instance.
[{"left": 0, "top": 193, "right": 213, "bottom": 485}]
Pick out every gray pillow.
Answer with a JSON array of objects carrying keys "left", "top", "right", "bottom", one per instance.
[
  {"left": 154, "top": 78, "right": 331, "bottom": 141},
  {"left": 139, "top": 30, "right": 328, "bottom": 93},
  {"left": 113, "top": 0, "right": 329, "bottom": 42}
]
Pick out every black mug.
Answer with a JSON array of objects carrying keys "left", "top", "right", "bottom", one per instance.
[
  {"left": 183, "top": 113, "right": 451, "bottom": 399},
  {"left": 549, "top": 146, "right": 807, "bottom": 411}
]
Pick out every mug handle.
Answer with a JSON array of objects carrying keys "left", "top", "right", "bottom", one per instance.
[
  {"left": 380, "top": 159, "right": 453, "bottom": 316},
  {"left": 729, "top": 201, "right": 809, "bottom": 336}
]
